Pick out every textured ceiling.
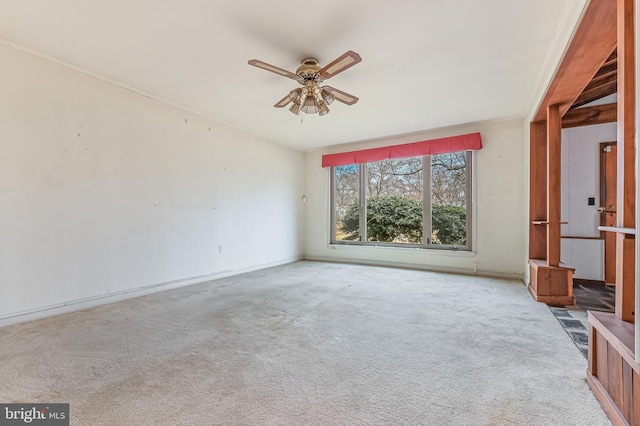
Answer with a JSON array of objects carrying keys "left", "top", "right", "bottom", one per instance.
[{"left": 0, "top": 1, "right": 580, "bottom": 150}]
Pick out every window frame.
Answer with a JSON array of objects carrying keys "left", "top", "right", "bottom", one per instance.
[{"left": 330, "top": 151, "right": 473, "bottom": 251}]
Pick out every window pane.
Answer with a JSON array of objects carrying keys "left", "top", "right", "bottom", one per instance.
[
  {"left": 430, "top": 152, "right": 467, "bottom": 246},
  {"left": 365, "top": 157, "right": 423, "bottom": 244},
  {"left": 334, "top": 164, "right": 360, "bottom": 241}
]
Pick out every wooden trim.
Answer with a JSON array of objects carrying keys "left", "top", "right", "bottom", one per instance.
[
  {"left": 527, "top": 287, "right": 574, "bottom": 305},
  {"left": 589, "top": 324, "right": 597, "bottom": 374},
  {"left": 584, "top": 67, "right": 618, "bottom": 91},
  {"left": 532, "top": 221, "right": 568, "bottom": 225},
  {"left": 592, "top": 67, "right": 617, "bottom": 86},
  {"left": 547, "top": 104, "right": 562, "bottom": 267},
  {"left": 562, "top": 103, "right": 617, "bottom": 128},
  {"left": 616, "top": 234, "right": 636, "bottom": 321},
  {"left": 572, "top": 81, "right": 618, "bottom": 108},
  {"left": 586, "top": 371, "right": 630, "bottom": 426},
  {"left": 529, "top": 258, "right": 575, "bottom": 271},
  {"left": 633, "top": 373, "right": 640, "bottom": 425},
  {"left": 618, "top": 0, "right": 636, "bottom": 229},
  {"left": 590, "top": 311, "right": 637, "bottom": 373},
  {"left": 600, "top": 141, "right": 618, "bottom": 285},
  {"left": 596, "top": 50, "right": 618, "bottom": 77},
  {"left": 561, "top": 235, "right": 604, "bottom": 240},
  {"left": 614, "top": 0, "right": 636, "bottom": 323},
  {"left": 622, "top": 362, "right": 633, "bottom": 420},
  {"left": 529, "top": 121, "right": 547, "bottom": 260},
  {"left": 533, "top": 0, "right": 617, "bottom": 122}
]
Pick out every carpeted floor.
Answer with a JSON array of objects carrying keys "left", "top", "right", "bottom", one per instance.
[{"left": 0, "top": 261, "right": 610, "bottom": 425}]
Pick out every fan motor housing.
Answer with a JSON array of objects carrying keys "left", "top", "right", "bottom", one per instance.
[{"left": 296, "top": 58, "right": 321, "bottom": 82}]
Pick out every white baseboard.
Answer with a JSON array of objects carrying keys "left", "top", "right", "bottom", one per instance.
[{"left": 0, "top": 256, "right": 302, "bottom": 328}]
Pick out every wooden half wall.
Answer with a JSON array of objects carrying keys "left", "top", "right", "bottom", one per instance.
[{"left": 587, "top": 0, "right": 637, "bottom": 423}]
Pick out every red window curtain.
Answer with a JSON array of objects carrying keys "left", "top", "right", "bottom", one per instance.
[{"left": 321, "top": 132, "right": 482, "bottom": 168}]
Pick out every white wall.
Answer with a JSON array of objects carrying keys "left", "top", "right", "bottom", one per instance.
[
  {"left": 560, "top": 122, "right": 616, "bottom": 280},
  {"left": 0, "top": 44, "right": 304, "bottom": 322},
  {"left": 303, "top": 118, "right": 525, "bottom": 278}
]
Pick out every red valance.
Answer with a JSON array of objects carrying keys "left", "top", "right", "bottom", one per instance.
[{"left": 321, "top": 132, "right": 482, "bottom": 168}]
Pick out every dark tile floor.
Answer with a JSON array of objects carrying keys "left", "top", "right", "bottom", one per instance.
[
  {"left": 573, "top": 279, "right": 615, "bottom": 312},
  {"left": 550, "top": 280, "right": 615, "bottom": 359},
  {"left": 551, "top": 307, "right": 589, "bottom": 358}
]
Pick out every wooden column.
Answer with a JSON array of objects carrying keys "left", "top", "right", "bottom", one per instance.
[
  {"left": 528, "top": 110, "right": 574, "bottom": 306},
  {"left": 615, "top": 0, "right": 635, "bottom": 322},
  {"left": 529, "top": 121, "right": 547, "bottom": 260},
  {"left": 547, "top": 104, "right": 562, "bottom": 267}
]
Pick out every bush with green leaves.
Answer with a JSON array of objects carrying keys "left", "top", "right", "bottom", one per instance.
[
  {"left": 341, "top": 196, "right": 466, "bottom": 245},
  {"left": 431, "top": 204, "right": 466, "bottom": 245}
]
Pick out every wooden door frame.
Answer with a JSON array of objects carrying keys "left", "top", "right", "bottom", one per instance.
[{"left": 599, "top": 141, "right": 617, "bottom": 285}]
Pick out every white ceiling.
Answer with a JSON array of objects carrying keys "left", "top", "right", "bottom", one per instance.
[{"left": 0, "top": 1, "right": 575, "bottom": 150}]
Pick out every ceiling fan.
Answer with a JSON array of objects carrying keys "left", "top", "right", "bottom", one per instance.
[{"left": 248, "top": 50, "right": 362, "bottom": 116}]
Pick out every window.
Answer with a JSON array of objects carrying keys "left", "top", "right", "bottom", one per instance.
[{"left": 331, "top": 151, "right": 472, "bottom": 250}]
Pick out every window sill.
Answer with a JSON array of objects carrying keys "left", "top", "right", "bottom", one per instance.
[{"left": 327, "top": 243, "right": 476, "bottom": 257}]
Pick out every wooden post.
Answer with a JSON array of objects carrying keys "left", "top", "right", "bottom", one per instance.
[
  {"left": 547, "top": 104, "right": 562, "bottom": 267},
  {"left": 528, "top": 111, "right": 573, "bottom": 306},
  {"left": 529, "top": 121, "right": 547, "bottom": 260},
  {"left": 615, "top": 0, "right": 635, "bottom": 322}
]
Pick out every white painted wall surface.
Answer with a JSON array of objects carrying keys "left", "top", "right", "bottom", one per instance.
[
  {"left": 560, "top": 122, "right": 616, "bottom": 280},
  {"left": 303, "top": 119, "right": 525, "bottom": 278},
  {"left": 0, "top": 45, "right": 304, "bottom": 321}
]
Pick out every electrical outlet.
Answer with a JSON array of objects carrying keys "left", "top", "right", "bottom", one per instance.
[{"left": 219, "top": 245, "right": 223, "bottom": 253}]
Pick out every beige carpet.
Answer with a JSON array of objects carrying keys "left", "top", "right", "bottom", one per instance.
[{"left": 0, "top": 261, "right": 609, "bottom": 425}]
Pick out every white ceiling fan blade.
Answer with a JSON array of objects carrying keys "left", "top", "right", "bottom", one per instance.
[
  {"left": 318, "top": 51, "right": 362, "bottom": 79},
  {"left": 248, "top": 59, "right": 299, "bottom": 80},
  {"left": 323, "top": 86, "right": 359, "bottom": 105}
]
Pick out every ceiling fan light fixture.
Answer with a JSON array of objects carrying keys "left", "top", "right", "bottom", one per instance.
[
  {"left": 318, "top": 101, "right": 330, "bottom": 116},
  {"left": 288, "top": 88, "right": 302, "bottom": 102},
  {"left": 289, "top": 100, "right": 302, "bottom": 115},
  {"left": 320, "top": 88, "right": 334, "bottom": 105},
  {"left": 301, "top": 94, "right": 319, "bottom": 114},
  {"left": 249, "top": 50, "right": 361, "bottom": 117}
]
